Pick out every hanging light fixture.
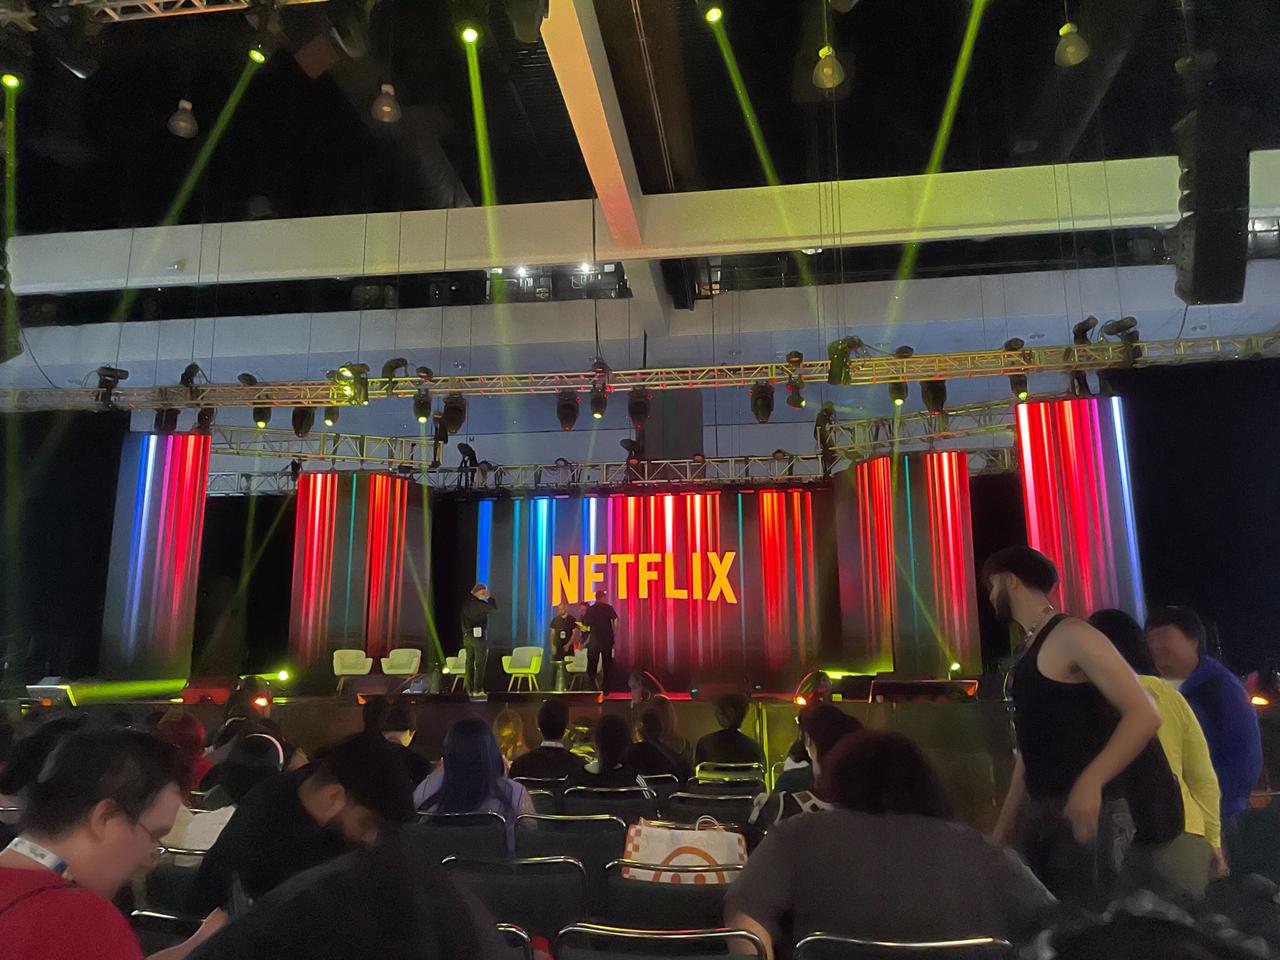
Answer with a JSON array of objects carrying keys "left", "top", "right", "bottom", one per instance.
[
  {"left": 167, "top": 99, "right": 198, "bottom": 139},
  {"left": 812, "top": 44, "right": 847, "bottom": 89},
  {"left": 1054, "top": 21, "right": 1090, "bottom": 67},
  {"left": 370, "top": 83, "right": 402, "bottom": 124}
]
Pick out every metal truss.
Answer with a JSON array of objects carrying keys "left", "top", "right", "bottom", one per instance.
[
  {"left": 207, "top": 471, "right": 299, "bottom": 496},
  {"left": 58, "top": 0, "right": 332, "bottom": 24},
  {"left": 827, "top": 395, "right": 1024, "bottom": 455},
  {"left": 7, "top": 334, "right": 1267, "bottom": 414},
  {"left": 0, "top": 0, "right": 37, "bottom": 30}
]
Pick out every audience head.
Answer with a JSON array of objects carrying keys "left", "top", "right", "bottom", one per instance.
[
  {"left": 0, "top": 716, "right": 86, "bottom": 798},
  {"left": 713, "top": 693, "right": 750, "bottom": 732},
  {"left": 379, "top": 705, "right": 417, "bottom": 748},
  {"left": 222, "top": 732, "right": 286, "bottom": 803},
  {"left": 1145, "top": 605, "right": 1207, "bottom": 681},
  {"left": 638, "top": 707, "right": 666, "bottom": 743},
  {"left": 492, "top": 708, "right": 526, "bottom": 762},
  {"left": 300, "top": 733, "right": 415, "bottom": 847},
  {"left": 824, "top": 730, "right": 952, "bottom": 820},
  {"left": 155, "top": 711, "right": 206, "bottom": 765},
  {"left": 19, "top": 727, "right": 184, "bottom": 897},
  {"left": 594, "top": 714, "right": 631, "bottom": 771},
  {"left": 1088, "top": 608, "right": 1157, "bottom": 676},
  {"left": 225, "top": 677, "right": 273, "bottom": 723},
  {"left": 981, "top": 546, "right": 1058, "bottom": 623},
  {"left": 536, "top": 699, "right": 570, "bottom": 743},
  {"left": 424, "top": 717, "right": 511, "bottom": 816},
  {"left": 797, "top": 704, "right": 863, "bottom": 779}
]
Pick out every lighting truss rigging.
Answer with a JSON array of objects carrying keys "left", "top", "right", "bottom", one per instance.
[
  {"left": 3, "top": 334, "right": 1270, "bottom": 413},
  {"left": 54, "top": 0, "right": 320, "bottom": 24}
]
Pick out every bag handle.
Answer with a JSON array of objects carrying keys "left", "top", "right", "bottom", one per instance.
[{"left": 695, "top": 815, "right": 723, "bottom": 831}]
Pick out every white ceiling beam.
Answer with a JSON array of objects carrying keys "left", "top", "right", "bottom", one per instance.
[
  {"left": 541, "top": 0, "right": 644, "bottom": 247},
  {"left": 9, "top": 151, "right": 1280, "bottom": 296}
]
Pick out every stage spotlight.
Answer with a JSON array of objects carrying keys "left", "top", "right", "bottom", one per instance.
[
  {"left": 750, "top": 382, "right": 774, "bottom": 423},
  {"left": 887, "top": 345, "right": 914, "bottom": 407},
  {"left": 1, "top": 73, "right": 20, "bottom": 90},
  {"left": 442, "top": 393, "right": 467, "bottom": 434},
  {"left": 370, "top": 83, "right": 402, "bottom": 124},
  {"left": 94, "top": 366, "right": 128, "bottom": 408},
  {"left": 414, "top": 388, "right": 431, "bottom": 424},
  {"left": 704, "top": 4, "right": 723, "bottom": 22},
  {"left": 248, "top": 42, "right": 267, "bottom": 64},
  {"left": 627, "top": 388, "right": 651, "bottom": 429},
  {"left": 1009, "top": 375, "right": 1029, "bottom": 401},
  {"left": 589, "top": 383, "right": 607, "bottom": 420},
  {"left": 253, "top": 407, "right": 271, "bottom": 429},
  {"left": 237, "top": 372, "right": 259, "bottom": 387},
  {"left": 167, "top": 99, "right": 198, "bottom": 139},
  {"left": 337, "top": 362, "right": 370, "bottom": 405},
  {"left": 415, "top": 365, "right": 435, "bottom": 382},
  {"left": 153, "top": 408, "right": 179, "bottom": 434},
  {"left": 619, "top": 437, "right": 641, "bottom": 465},
  {"left": 921, "top": 379, "right": 947, "bottom": 415},
  {"left": 460, "top": 24, "right": 480, "bottom": 44},
  {"left": 556, "top": 389, "right": 580, "bottom": 431},
  {"left": 1103, "top": 316, "right": 1142, "bottom": 361},
  {"left": 292, "top": 407, "right": 315, "bottom": 438},
  {"left": 323, "top": 405, "right": 339, "bottom": 427},
  {"left": 1054, "top": 21, "right": 1090, "bottom": 68},
  {"left": 179, "top": 362, "right": 202, "bottom": 388},
  {"left": 1072, "top": 316, "right": 1098, "bottom": 345},
  {"left": 1002, "top": 337, "right": 1025, "bottom": 352},
  {"left": 812, "top": 44, "right": 847, "bottom": 90},
  {"left": 826, "top": 337, "right": 863, "bottom": 386},
  {"left": 381, "top": 357, "right": 408, "bottom": 394},
  {"left": 785, "top": 381, "right": 806, "bottom": 410},
  {"left": 194, "top": 407, "right": 216, "bottom": 434}
]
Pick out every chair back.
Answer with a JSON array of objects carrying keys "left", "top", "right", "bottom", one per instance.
[
  {"left": 144, "top": 850, "right": 206, "bottom": 916},
  {"left": 602, "top": 860, "right": 742, "bottom": 930},
  {"left": 514, "top": 776, "right": 569, "bottom": 793},
  {"left": 641, "top": 773, "right": 682, "bottom": 809},
  {"left": 794, "top": 935, "right": 1013, "bottom": 960},
  {"left": 406, "top": 812, "right": 508, "bottom": 862},
  {"left": 563, "top": 786, "right": 658, "bottom": 822},
  {"left": 332, "top": 648, "right": 372, "bottom": 676},
  {"left": 694, "top": 762, "right": 764, "bottom": 781},
  {"left": 567, "top": 648, "right": 589, "bottom": 670},
  {"left": 508, "top": 646, "right": 542, "bottom": 670},
  {"left": 557, "top": 923, "right": 765, "bottom": 960},
  {"left": 686, "top": 778, "right": 764, "bottom": 797},
  {"left": 443, "top": 856, "right": 588, "bottom": 942},
  {"left": 382, "top": 647, "right": 422, "bottom": 674},
  {"left": 515, "top": 814, "right": 627, "bottom": 878},
  {"left": 528, "top": 789, "right": 559, "bottom": 814},
  {"left": 499, "top": 924, "right": 534, "bottom": 960},
  {"left": 665, "top": 792, "right": 754, "bottom": 828}
]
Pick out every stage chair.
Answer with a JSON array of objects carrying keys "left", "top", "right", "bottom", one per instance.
[
  {"left": 332, "top": 648, "right": 373, "bottom": 692},
  {"left": 602, "top": 860, "right": 743, "bottom": 930},
  {"left": 565, "top": 648, "right": 589, "bottom": 689},
  {"left": 515, "top": 815, "right": 627, "bottom": 911},
  {"left": 563, "top": 786, "right": 658, "bottom": 823},
  {"left": 665, "top": 792, "right": 754, "bottom": 829},
  {"left": 443, "top": 856, "right": 588, "bottom": 943},
  {"left": 557, "top": 923, "right": 764, "bottom": 960},
  {"left": 443, "top": 648, "right": 468, "bottom": 692},
  {"left": 380, "top": 647, "right": 422, "bottom": 677},
  {"left": 503, "top": 646, "right": 544, "bottom": 691},
  {"left": 408, "top": 812, "right": 508, "bottom": 863},
  {"left": 794, "top": 934, "right": 1013, "bottom": 960},
  {"left": 499, "top": 924, "right": 534, "bottom": 960}
]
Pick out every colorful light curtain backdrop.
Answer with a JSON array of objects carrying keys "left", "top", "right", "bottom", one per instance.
[
  {"left": 288, "top": 471, "right": 432, "bottom": 683},
  {"left": 1016, "top": 397, "right": 1145, "bottom": 618},
  {"left": 835, "top": 451, "right": 980, "bottom": 678},
  {"left": 101, "top": 432, "right": 211, "bottom": 679},
  {"left": 470, "top": 490, "right": 839, "bottom": 689}
]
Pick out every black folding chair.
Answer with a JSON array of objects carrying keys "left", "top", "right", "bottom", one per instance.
[
  {"left": 686, "top": 778, "right": 765, "bottom": 797},
  {"left": 515, "top": 815, "right": 627, "bottom": 914},
  {"left": 694, "top": 762, "right": 764, "bottom": 782},
  {"left": 499, "top": 924, "right": 535, "bottom": 960},
  {"left": 602, "top": 860, "right": 743, "bottom": 930},
  {"left": 558, "top": 923, "right": 765, "bottom": 960},
  {"left": 528, "top": 789, "right": 560, "bottom": 814},
  {"left": 443, "top": 856, "right": 589, "bottom": 943},
  {"left": 407, "top": 812, "right": 508, "bottom": 862},
  {"left": 641, "top": 773, "right": 682, "bottom": 810},
  {"left": 143, "top": 847, "right": 206, "bottom": 917},
  {"left": 794, "top": 934, "right": 1013, "bottom": 960},
  {"left": 515, "top": 776, "right": 570, "bottom": 796},
  {"left": 665, "top": 792, "right": 754, "bottom": 829},
  {"left": 563, "top": 786, "right": 658, "bottom": 823}
]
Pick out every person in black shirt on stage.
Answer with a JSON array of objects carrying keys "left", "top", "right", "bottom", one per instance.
[
  {"left": 459, "top": 584, "right": 497, "bottom": 694},
  {"left": 578, "top": 590, "right": 619, "bottom": 692},
  {"left": 548, "top": 602, "right": 578, "bottom": 662},
  {"left": 509, "top": 700, "right": 587, "bottom": 781}
]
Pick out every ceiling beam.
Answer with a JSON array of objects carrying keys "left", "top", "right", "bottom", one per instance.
[{"left": 542, "top": 0, "right": 644, "bottom": 247}]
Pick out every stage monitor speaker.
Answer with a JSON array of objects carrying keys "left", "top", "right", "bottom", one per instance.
[{"left": 1172, "top": 104, "right": 1250, "bottom": 305}]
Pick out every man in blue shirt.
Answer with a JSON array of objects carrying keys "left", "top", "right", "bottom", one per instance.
[{"left": 1146, "top": 605, "right": 1262, "bottom": 820}]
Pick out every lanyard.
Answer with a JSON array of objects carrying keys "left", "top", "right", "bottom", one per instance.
[{"left": 5, "top": 837, "right": 69, "bottom": 878}]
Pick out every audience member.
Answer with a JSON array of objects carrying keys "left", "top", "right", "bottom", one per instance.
[
  {"left": 365, "top": 701, "right": 430, "bottom": 785},
  {"left": 565, "top": 717, "right": 596, "bottom": 761},
  {"left": 774, "top": 704, "right": 863, "bottom": 794},
  {"left": 726, "top": 730, "right": 1054, "bottom": 957},
  {"left": 1091, "top": 608, "right": 1225, "bottom": 898},
  {"left": 566, "top": 714, "right": 647, "bottom": 788},
  {"left": 650, "top": 695, "right": 692, "bottom": 761},
  {"left": 0, "top": 727, "right": 225, "bottom": 960},
  {"left": 187, "top": 838, "right": 504, "bottom": 960},
  {"left": 627, "top": 670, "right": 662, "bottom": 705},
  {"left": 155, "top": 713, "right": 213, "bottom": 799},
  {"left": 695, "top": 693, "right": 764, "bottom": 766},
  {"left": 193, "top": 732, "right": 414, "bottom": 911},
  {"left": 624, "top": 707, "right": 694, "bottom": 782},
  {"left": 748, "top": 705, "right": 861, "bottom": 842},
  {"left": 201, "top": 733, "right": 286, "bottom": 811},
  {"left": 0, "top": 717, "right": 86, "bottom": 819},
  {"left": 1146, "top": 605, "right": 1263, "bottom": 821},
  {"left": 491, "top": 708, "right": 527, "bottom": 766},
  {"left": 509, "top": 700, "right": 587, "bottom": 781},
  {"left": 985, "top": 547, "right": 1179, "bottom": 905},
  {"left": 414, "top": 717, "right": 533, "bottom": 851}
]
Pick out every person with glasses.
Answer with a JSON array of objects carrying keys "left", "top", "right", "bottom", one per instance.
[{"left": 0, "top": 727, "right": 226, "bottom": 960}]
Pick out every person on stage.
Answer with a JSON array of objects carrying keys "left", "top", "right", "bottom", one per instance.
[
  {"left": 460, "top": 584, "right": 497, "bottom": 695},
  {"left": 548, "top": 602, "right": 578, "bottom": 662},
  {"left": 578, "top": 590, "right": 619, "bottom": 692}
]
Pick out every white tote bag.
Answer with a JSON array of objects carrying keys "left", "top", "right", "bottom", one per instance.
[{"left": 621, "top": 817, "right": 747, "bottom": 884}]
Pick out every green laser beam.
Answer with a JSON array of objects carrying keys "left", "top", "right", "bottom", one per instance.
[
  {"left": 465, "top": 41, "right": 497, "bottom": 209},
  {"left": 3, "top": 82, "right": 20, "bottom": 648}
]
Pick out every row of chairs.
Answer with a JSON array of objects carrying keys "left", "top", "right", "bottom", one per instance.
[
  {"left": 554, "top": 927, "right": 1011, "bottom": 960},
  {"left": 515, "top": 776, "right": 764, "bottom": 827}
]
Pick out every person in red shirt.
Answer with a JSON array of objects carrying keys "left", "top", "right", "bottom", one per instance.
[{"left": 0, "top": 727, "right": 225, "bottom": 960}]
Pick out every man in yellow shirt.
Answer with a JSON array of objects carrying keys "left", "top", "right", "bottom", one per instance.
[{"left": 1089, "top": 609, "right": 1225, "bottom": 897}]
